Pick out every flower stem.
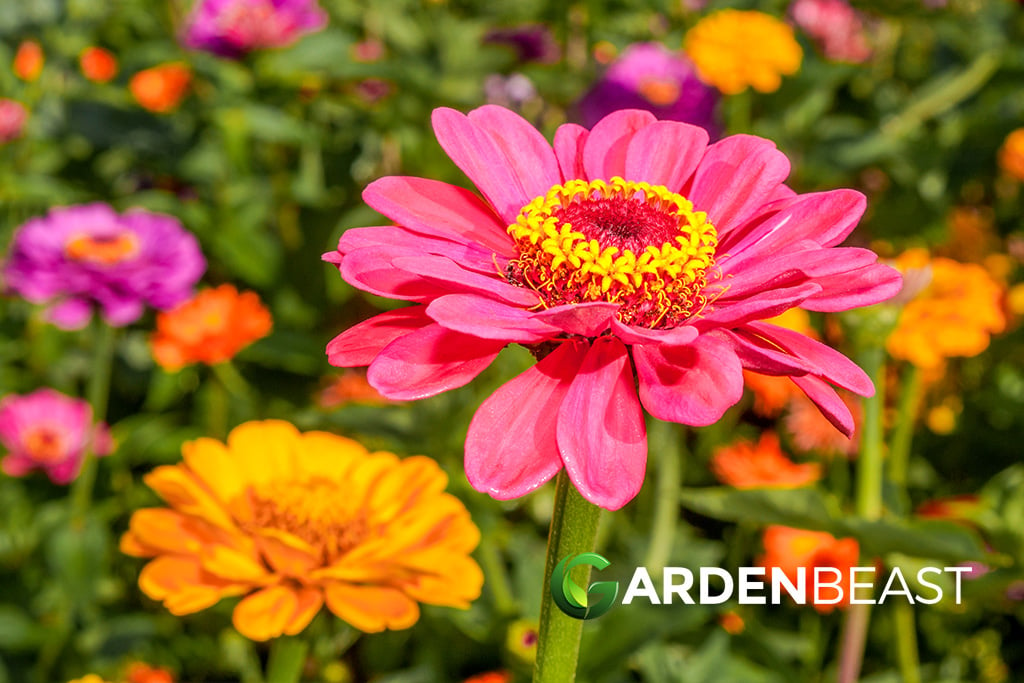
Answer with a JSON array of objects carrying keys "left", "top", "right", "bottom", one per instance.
[
  {"left": 893, "top": 601, "right": 922, "bottom": 683},
  {"left": 533, "top": 471, "right": 603, "bottom": 683},
  {"left": 643, "top": 419, "right": 684, "bottom": 574},
  {"left": 69, "top": 322, "right": 117, "bottom": 524},
  {"left": 265, "top": 636, "right": 309, "bottom": 683},
  {"left": 837, "top": 345, "right": 887, "bottom": 683},
  {"left": 888, "top": 364, "right": 923, "bottom": 489},
  {"left": 726, "top": 89, "right": 752, "bottom": 134}
]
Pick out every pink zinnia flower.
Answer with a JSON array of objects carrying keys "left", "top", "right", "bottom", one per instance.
[
  {"left": 0, "top": 99, "right": 28, "bottom": 143},
  {"left": 182, "top": 0, "right": 328, "bottom": 58},
  {"left": 323, "top": 106, "right": 902, "bottom": 510},
  {"left": 2, "top": 203, "right": 205, "bottom": 329},
  {"left": 0, "top": 388, "right": 113, "bottom": 484},
  {"left": 790, "top": 0, "right": 873, "bottom": 64}
]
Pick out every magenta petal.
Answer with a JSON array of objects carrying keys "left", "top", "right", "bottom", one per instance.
[
  {"left": 697, "top": 282, "right": 822, "bottom": 327},
  {"left": 791, "top": 375, "right": 856, "bottom": 437},
  {"left": 368, "top": 324, "right": 505, "bottom": 400},
  {"left": 624, "top": 120, "right": 708, "bottom": 191},
  {"left": 746, "top": 322, "right": 874, "bottom": 396},
  {"left": 46, "top": 299, "right": 93, "bottom": 330},
  {"left": 326, "top": 306, "right": 430, "bottom": 367},
  {"left": 686, "top": 134, "right": 791, "bottom": 233},
  {"left": 532, "top": 302, "right": 619, "bottom": 337},
  {"left": 610, "top": 319, "right": 699, "bottom": 346},
  {"left": 556, "top": 337, "right": 647, "bottom": 510},
  {"left": 801, "top": 263, "right": 904, "bottom": 312},
  {"left": 554, "top": 123, "right": 589, "bottom": 180},
  {"left": 465, "top": 340, "right": 589, "bottom": 499},
  {"left": 633, "top": 333, "right": 744, "bottom": 427},
  {"left": 432, "top": 107, "right": 558, "bottom": 223},
  {"left": 426, "top": 294, "right": 559, "bottom": 343},
  {"left": 337, "top": 227, "right": 500, "bottom": 273},
  {"left": 391, "top": 255, "right": 540, "bottom": 306},
  {"left": 722, "top": 328, "right": 815, "bottom": 376},
  {"left": 340, "top": 248, "right": 448, "bottom": 301},
  {"left": 582, "top": 109, "right": 657, "bottom": 182},
  {"left": 362, "top": 177, "right": 515, "bottom": 256}
]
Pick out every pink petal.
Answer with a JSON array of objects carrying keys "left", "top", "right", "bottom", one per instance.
[
  {"left": 465, "top": 340, "right": 589, "bottom": 499},
  {"left": 362, "top": 177, "right": 515, "bottom": 256},
  {"left": 720, "top": 190, "right": 867, "bottom": 265},
  {"left": 432, "top": 107, "right": 559, "bottom": 223},
  {"left": 746, "top": 322, "right": 874, "bottom": 396},
  {"left": 791, "top": 375, "right": 856, "bottom": 437},
  {"left": 336, "top": 227, "right": 500, "bottom": 274},
  {"left": 532, "top": 302, "right": 619, "bottom": 337},
  {"left": 722, "top": 328, "right": 815, "bottom": 376},
  {"left": 326, "top": 307, "right": 430, "bottom": 367},
  {"left": 801, "top": 263, "right": 903, "bottom": 312},
  {"left": 556, "top": 337, "right": 647, "bottom": 510},
  {"left": 624, "top": 120, "right": 708, "bottom": 191},
  {"left": 367, "top": 324, "right": 505, "bottom": 400},
  {"left": 340, "top": 247, "right": 450, "bottom": 302},
  {"left": 610, "top": 319, "right": 699, "bottom": 346},
  {"left": 426, "top": 294, "right": 559, "bottom": 343},
  {"left": 686, "top": 134, "right": 791, "bottom": 233},
  {"left": 582, "top": 110, "right": 657, "bottom": 182},
  {"left": 633, "top": 333, "right": 744, "bottom": 427},
  {"left": 46, "top": 299, "right": 93, "bottom": 330},
  {"left": 391, "top": 255, "right": 540, "bottom": 306},
  {"left": 697, "top": 282, "right": 822, "bottom": 327},
  {"left": 553, "top": 123, "right": 588, "bottom": 180}
]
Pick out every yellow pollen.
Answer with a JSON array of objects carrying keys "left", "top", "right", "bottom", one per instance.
[
  {"left": 506, "top": 177, "right": 719, "bottom": 328},
  {"left": 65, "top": 232, "right": 139, "bottom": 265},
  {"left": 247, "top": 477, "right": 368, "bottom": 562}
]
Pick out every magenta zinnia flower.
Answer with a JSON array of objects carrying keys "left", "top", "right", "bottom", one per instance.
[
  {"left": 2, "top": 203, "right": 205, "bottom": 329},
  {"left": 0, "top": 388, "right": 113, "bottom": 485},
  {"left": 324, "top": 106, "right": 902, "bottom": 510},
  {"left": 577, "top": 43, "right": 720, "bottom": 136},
  {"left": 182, "top": 0, "right": 328, "bottom": 58}
]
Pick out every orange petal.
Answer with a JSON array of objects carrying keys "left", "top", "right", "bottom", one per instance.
[
  {"left": 369, "top": 456, "right": 448, "bottom": 521},
  {"left": 255, "top": 529, "right": 321, "bottom": 577},
  {"left": 400, "top": 554, "right": 484, "bottom": 608},
  {"left": 323, "top": 583, "right": 419, "bottom": 633},
  {"left": 200, "top": 544, "right": 272, "bottom": 583},
  {"left": 143, "top": 465, "right": 236, "bottom": 530},
  {"left": 232, "top": 585, "right": 298, "bottom": 641},
  {"left": 119, "top": 531, "right": 155, "bottom": 558},
  {"left": 283, "top": 587, "right": 324, "bottom": 636},
  {"left": 127, "top": 508, "right": 213, "bottom": 555},
  {"left": 226, "top": 420, "right": 299, "bottom": 488},
  {"left": 139, "top": 556, "right": 244, "bottom": 615}
]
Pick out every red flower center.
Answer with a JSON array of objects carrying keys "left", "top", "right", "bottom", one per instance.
[{"left": 505, "top": 177, "right": 720, "bottom": 329}]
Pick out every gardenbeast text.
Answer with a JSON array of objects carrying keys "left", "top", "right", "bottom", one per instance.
[{"left": 621, "top": 566, "right": 973, "bottom": 606}]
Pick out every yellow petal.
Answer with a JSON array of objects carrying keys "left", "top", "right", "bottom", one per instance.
[
  {"left": 226, "top": 420, "right": 299, "bottom": 488},
  {"left": 182, "top": 437, "right": 246, "bottom": 504},
  {"left": 232, "top": 585, "right": 298, "bottom": 641},
  {"left": 200, "top": 544, "right": 272, "bottom": 583},
  {"left": 143, "top": 465, "right": 236, "bottom": 530},
  {"left": 297, "top": 431, "right": 368, "bottom": 480}
]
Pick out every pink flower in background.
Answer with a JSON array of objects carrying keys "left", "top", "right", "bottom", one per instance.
[
  {"left": 0, "top": 389, "right": 113, "bottom": 484},
  {"left": 577, "top": 43, "right": 720, "bottom": 137},
  {"left": 790, "top": 0, "right": 873, "bottom": 64},
  {"left": 0, "top": 99, "right": 27, "bottom": 143},
  {"left": 2, "top": 203, "right": 205, "bottom": 329},
  {"left": 182, "top": 0, "right": 328, "bottom": 58},
  {"left": 324, "top": 106, "right": 901, "bottom": 510}
]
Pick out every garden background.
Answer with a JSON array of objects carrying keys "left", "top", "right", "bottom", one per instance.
[{"left": 2, "top": 0, "right": 1024, "bottom": 681}]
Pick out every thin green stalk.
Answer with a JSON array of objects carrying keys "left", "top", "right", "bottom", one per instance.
[
  {"left": 888, "top": 364, "right": 923, "bottom": 488},
  {"left": 265, "top": 637, "right": 309, "bottom": 683},
  {"left": 837, "top": 346, "right": 886, "bottom": 683},
  {"left": 533, "top": 471, "right": 603, "bottom": 683},
  {"left": 726, "top": 89, "right": 752, "bottom": 135},
  {"left": 207, "top": 367, "right": 230, "bottom": 438},
  {"left": 479, "top": 533, "right": 517, "bottom": 617},
  {"left": 643, "top": 420, "right": 684, "bottom": 574},
  {"left": 893, "top": 602, "right": 921, "bottom": 683},
  {"left": 69, "top": 322, "right": 117, "bottom": 523}
]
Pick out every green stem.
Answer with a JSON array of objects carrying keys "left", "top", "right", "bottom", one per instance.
[
  {"left": 532, "top": 471, "right": 603, "bottom": 683},
  {"left": 888, "top": 364, "right": 923, "bottom": 488},
  {"left": 837, "top": 346, "right": 887, "bottom": 683},
  {"left": 265, "top": 637, "right": 309, "bottom": 683},
  {"left": 207, "top": 367, "right": 230, "bottom": 438},
  {"left": 69, "top": 323, "right": 117, "bottom": 523},
  {"left": 643, "top": 420, "right": 684, "bottom": 574},
  {"left": 893, "top": 601, "right": 922, "bottom": 683},
  {"left": 478, "top": 533, "right": 517, "bottom": 617},
  {"left": 726, "top": 89, "right": 752, "bottom": 135}
]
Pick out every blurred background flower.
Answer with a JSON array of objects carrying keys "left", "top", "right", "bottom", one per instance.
[
  {"left": 12, "top": 39, "right": 43, "bottom": 81},
  {"left": 181, "top": 0, "right": 328, "bottom": 58},
  {"left": 757, "top": 526, "right": 860, "bottom": 613},
  {"left": 789, "top": 0, "right": 873, "bottom": 64},
  {"left": 711, "top": 431, "right": 822, "bottom": 488},
  {"left": 130, "top": 63, "right": 192, "bottom": 113},
  {"left": 79, "top": 47, "right": 119, "bottom": 84},
  {"left": 0, "top": 98, "right": 28, "bottom": 143}
]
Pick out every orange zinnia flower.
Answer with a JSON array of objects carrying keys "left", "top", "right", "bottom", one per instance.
[
  {"left": 784, "top": 388, "right": 860, "bottom": 458},
  {"left": 886, "top": 249, "right": 1005, "bottom": 369},
  {"left": 121, "top": 420, "right": 483, "bottom": 641},
  {"left": 999, "top": 128, "right": 1024, "bottom": 182},
  {"left": 125, "top": 663, "right": 175, "bottom": 683},
  {"left": 711, "top": 431, "right": 821, "bottom": 489},
  {"left": 80, "top": 47, "right": 119, "bottom": 83},
  {"left": 151, "top": 285, "right": 272, "bottom": 370},
  {"left": 130, "top": 63, "right": 191, "bottom": 113},
  {"left": 13, "top": 40, "right": 44, "bottom": 81},
  {"left": 757, "top": 525, "right": 859, "bottom": 613},
  {"left": 463, "top": 672, "right": 513, "bottom": 683},
  {"left": 318, "top": 370, "right": 392, "bottom": 408}
]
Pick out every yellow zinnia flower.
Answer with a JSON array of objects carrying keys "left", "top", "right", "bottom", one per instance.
[
  {"left": 121, "top": 420, "right": 483, "bottom": 641},
  {"left": 887, "top": 249, "right": 1005, "bottom": 369},
  {"left": 684, "top": 10, "right": 803, "bottom": 95}
]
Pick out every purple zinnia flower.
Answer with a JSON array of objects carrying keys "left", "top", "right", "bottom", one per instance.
[
  {"left": 2, "top": 203, "right": 205, "bottom": 329},
  {"left": 0, "top": 99, "right": 27, "bottom": 143},
  {"left": 182, "top": 0, "right": 328, "bottom": 58},
  {"left": 484, "top": 24, "right": 560, "bottom": 64},
  {"left": 577, "top": 43, "right": 720, "bottom": 137},
  {"left": 0, "top": 388, "right": 113, "bottom": 485}
]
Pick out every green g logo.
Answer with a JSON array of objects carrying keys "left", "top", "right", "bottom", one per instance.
[{"left": 550, "top": 552, "right": 619, "bottom": 620}]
